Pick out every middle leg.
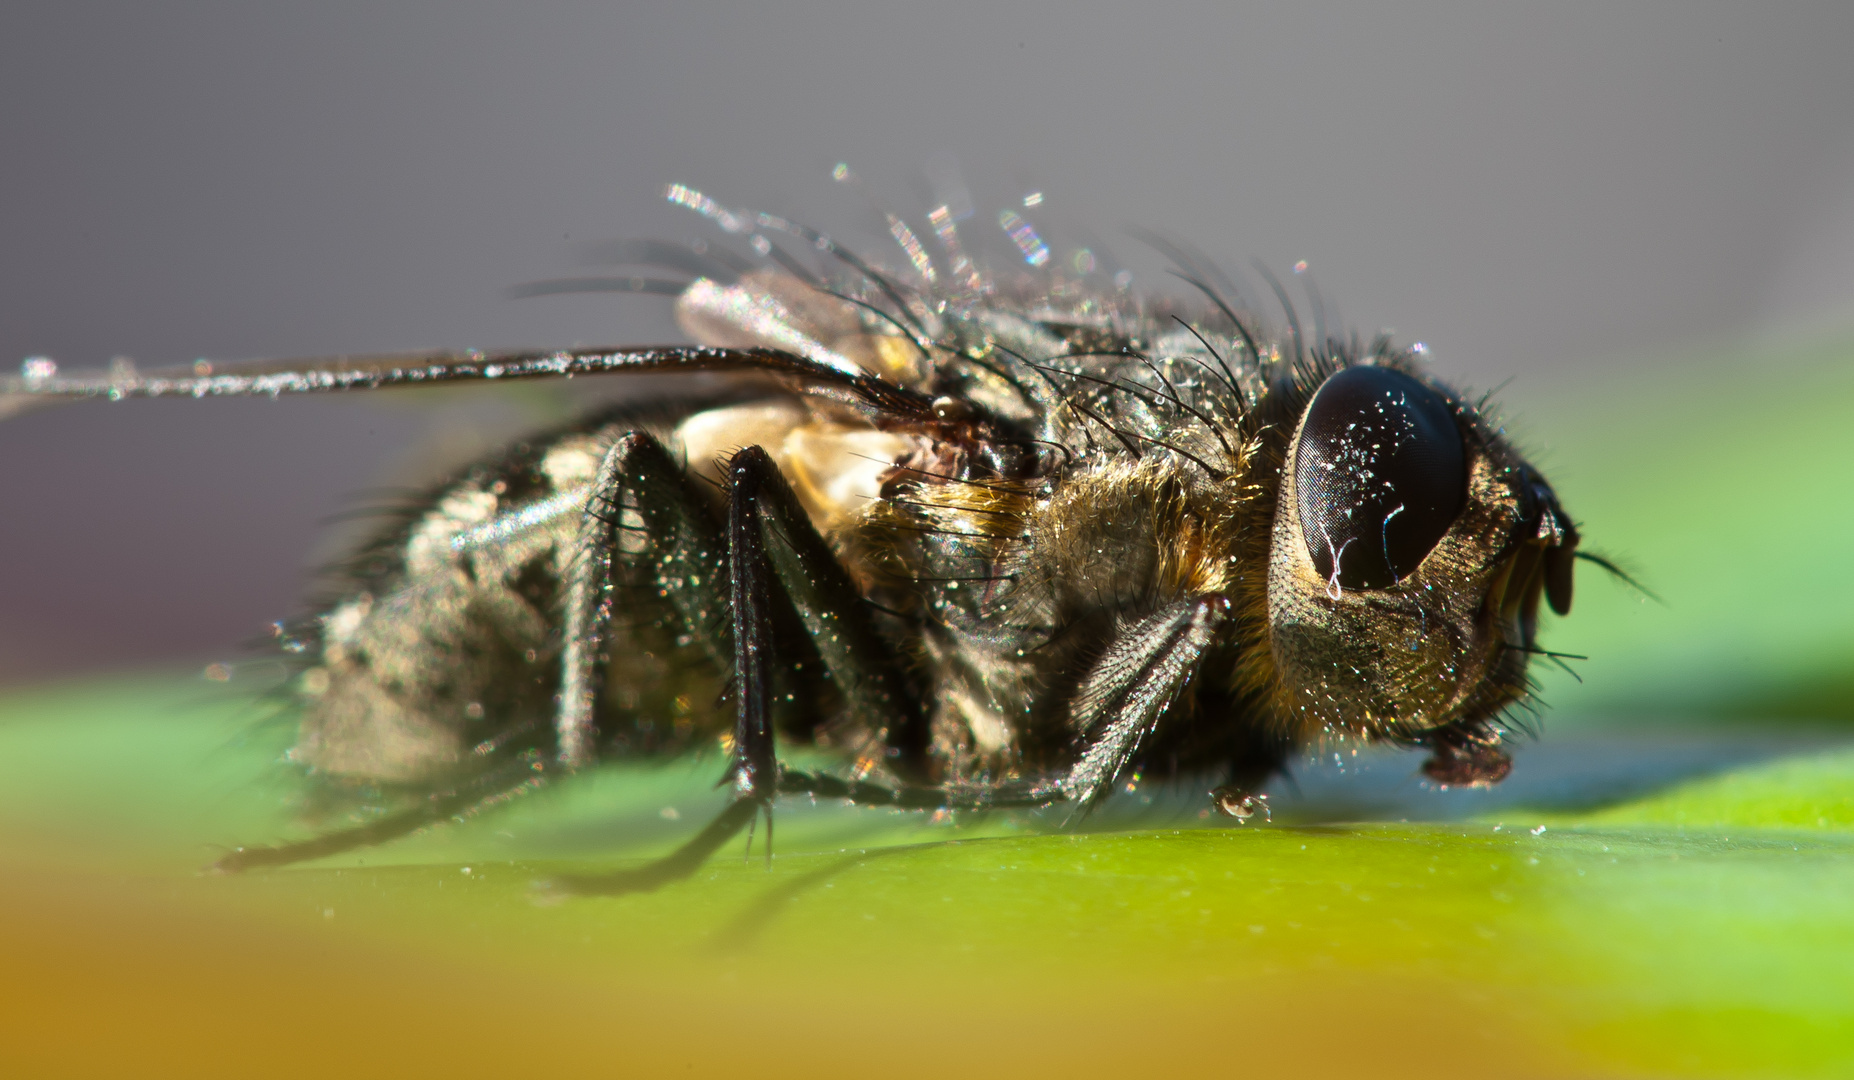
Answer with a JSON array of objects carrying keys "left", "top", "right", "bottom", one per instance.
[{"left": 557, "top": 441, "right": 929, "bottom": 893}]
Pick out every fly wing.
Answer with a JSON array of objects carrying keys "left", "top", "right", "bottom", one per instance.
[
  {"left": 674, "top": 270, "right": 926, "bottom": 388},
  {"left": 0, "top": 344, "right": 934, "bottom": 419}
]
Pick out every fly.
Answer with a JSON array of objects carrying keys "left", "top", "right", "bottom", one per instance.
[{"left": 1, "top": 180, "right": 1608, "bottom": 891}]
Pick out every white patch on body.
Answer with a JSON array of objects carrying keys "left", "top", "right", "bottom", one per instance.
[
  {"left": 947, "top": 687, "right": 1014, "bottom": 755},
  {"left": 540, "top": 436, "right": 604, "bottom": 490},
  {"left": 675, "top": 399, "right": 811, "bottom": 487},
  {"left": 675, "top": 401, "right": 915, "bottom": 535},
  {"left": 404, "top": 488, "right": 499, "bottom": 577},
  {"left": 781, "top": 425, "right": 912, "bottom": 532}
]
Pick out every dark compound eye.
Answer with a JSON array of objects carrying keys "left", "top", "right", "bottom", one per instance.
[{"left": 1293, "top": 365, "right": 1466, "bottom": 592}]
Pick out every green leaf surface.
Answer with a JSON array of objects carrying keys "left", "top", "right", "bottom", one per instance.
[
  {"left": 1, "top": 677, "right": 1850, "bottom": 1078},
  {"left": 1502, "top": 334, "right": 1854, "bottom": 723}
]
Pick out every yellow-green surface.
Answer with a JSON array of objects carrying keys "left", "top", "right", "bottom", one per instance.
[
  {"left": 2, "top": 336, "right": 1851, "bottom": 1078},
  {"left": 1510, "top": 334, "right": 1854, "bottom": 725}
]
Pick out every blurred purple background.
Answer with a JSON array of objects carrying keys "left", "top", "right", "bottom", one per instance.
[{"left": 4, "top": 2, "right": 1853, "bottom": 684}]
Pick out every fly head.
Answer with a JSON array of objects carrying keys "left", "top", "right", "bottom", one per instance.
[{"left": 1264, "top": 362, "right": 1579, "bottom": 757}]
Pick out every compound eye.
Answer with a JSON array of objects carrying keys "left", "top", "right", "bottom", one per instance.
[{"left": 1293, "top": 365, "right": 1466, "bottom": 591}]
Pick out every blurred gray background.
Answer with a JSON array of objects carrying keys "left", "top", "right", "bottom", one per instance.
[{"left": 3, "top": 1, "right": 1852, "bottom": 684}]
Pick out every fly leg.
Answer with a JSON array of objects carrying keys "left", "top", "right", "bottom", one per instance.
[
  {"left": 1060, "top": 596, "right": 1289, "bottom": 824},
  {"left": 212, "top": 431, "right": 729, "bottom": 874},
  {"left": 725, "top": 444, "right": 930, "bottom": 785},
  {"left": 555, "top": 443, "right": 927, "bottom": 894},
  {"left": 557, "top": 431, "right": 731, "bottom": 768},
  {"left": 1059, "top": 595, "right": 1233, "bottom": 816},
  {"left": 1202, "top": 687, "right": 1293, "bottom": 823}
]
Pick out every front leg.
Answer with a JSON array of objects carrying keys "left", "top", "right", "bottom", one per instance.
[{"left": 1061, "top": 595, "right": 1233, "bottom": 813}]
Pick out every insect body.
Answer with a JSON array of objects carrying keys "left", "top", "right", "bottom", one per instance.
[{"left": 3, "top": 185, "right": 1583, "bottom": 884}]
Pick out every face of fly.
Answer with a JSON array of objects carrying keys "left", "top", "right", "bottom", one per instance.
[{"left": 1263, "top": 363, "right": 1578, "bottom": 746}]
